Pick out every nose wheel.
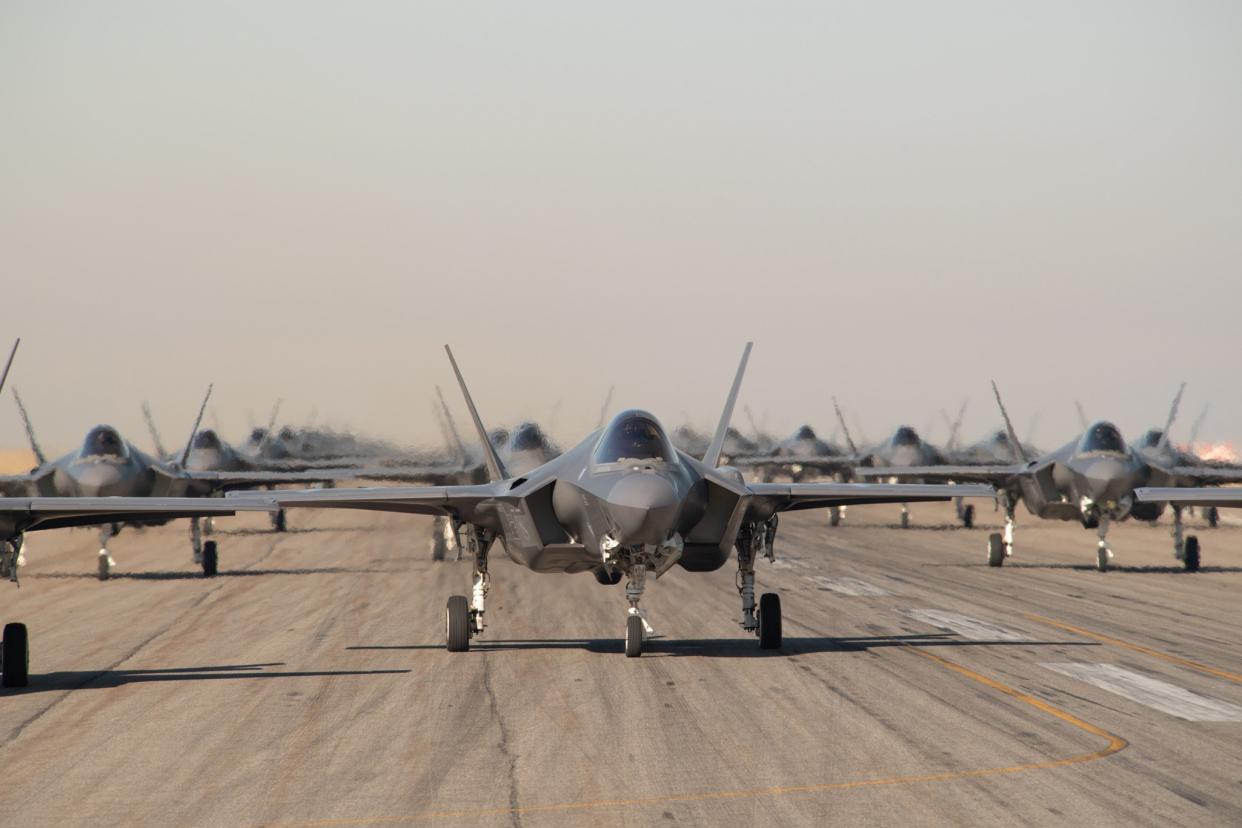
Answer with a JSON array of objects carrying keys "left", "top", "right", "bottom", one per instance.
[
  {"left": 757, "top": 593, "right": 782, "bottom": 649},
  {"left": 445, "top": 595, "right": 470, "bottom": 652}
]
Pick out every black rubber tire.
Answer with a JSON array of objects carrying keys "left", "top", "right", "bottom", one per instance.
[
  {"left": 987, "top": 533, "right": 1005, "bottom": 567},
  {"left": 829, "top": 507, "right": 841, "bottom": 527},
  {"left": 1184, "top": 536, "right": 1201, "bottom": 572},
  {"left": 1096, "top": 547, "right": 1109, "bottom": 572},
  {"left": 624, "top": 614, "right": 643, "bottom": 657},
  {"left": 2, "top": 622, "right": 29, "bottom": 688},
  {"left": 446, "top": 595, "right": 470, "bottom": 652},
  {"left": 900, "top": 510, "right": 910, "bottom": 529},
  {"left": 202, "top": 541, "right": 218, "bottom": 577},
  {"left": 431, "top": 532, "right": 447, "bottom": 562},
  {"left": 758, "top": 593, "right": 782, "bottom": 649},
  {"left": 961, "top": 504, "right": 975, "bottom": 529},
  {"left": 1208, "top": 507, "right": 1219, "bottom": 529},
  {"left": 271, "top": 510, "right": 287, "bottom": 533},
  {"left": 97, "top": 554, "right": 110, "bottom": 581}
]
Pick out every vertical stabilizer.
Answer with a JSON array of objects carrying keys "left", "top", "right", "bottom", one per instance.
[
  {"left": 444, "top": 346, "right": 507, "bottom": 481},
  {"left": 702, "top": 342, "right": 753, "bottom": 468}
]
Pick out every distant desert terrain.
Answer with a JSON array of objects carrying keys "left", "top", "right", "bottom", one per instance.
[{"left": 0, "top": 450, "right": 37, "bottom": 475}]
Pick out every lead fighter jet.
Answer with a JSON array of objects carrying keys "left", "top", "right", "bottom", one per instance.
[{"left": 233, "top": 344, "right": 994, "bottom": 656}]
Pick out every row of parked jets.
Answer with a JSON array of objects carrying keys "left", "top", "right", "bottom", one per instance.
[{"left": 1, "top": 339, "right": 1239, "bottom": 686}]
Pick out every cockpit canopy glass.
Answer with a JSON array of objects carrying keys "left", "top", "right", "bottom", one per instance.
[
  {"left": 510, "top": 423, "right": 545, "bottom": 452},
  {"left": 892, "top": 426, "right": 920, "bottom": 447},
  {"left": 192, "top": 430, "right": 222, "bottom": 450},
  {"left": 1079, "top": 421, "right": 1127, "bottom": 454},
  {"left": 82, "top": 425, "right": 129, "bottom": 459},
  {"left": 594, "top": 410, "right": 676, "bottom": 465},
  {"left": 1138, "top": 429, "right": 1163, "bottom": 448},
  {"left": 794, "top": 425, "right": 817, "bottom": 441}
]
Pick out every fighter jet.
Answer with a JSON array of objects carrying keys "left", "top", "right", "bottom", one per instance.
[
  {"left": 230, "top": 344, "right": 994, "bottom": 656},
  {"left": 0, "top": 341, "right": 280, "bottom": 687},
  {"left": 857, "top": 382, "right": 1242, "bottom": 572},
  {"left": 1, "top": 382, "right": 347, "bottom": 579}
]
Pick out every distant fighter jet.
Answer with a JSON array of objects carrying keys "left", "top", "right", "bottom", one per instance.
[
  {"left": 858, "top": 382, "right": 1242, "bottom": 571},
  {"left": 1, "top": 382, "right": 345, "bottom": 579},
  {"left": 232, "top": 344, "right": 993, "bottom": 656}
]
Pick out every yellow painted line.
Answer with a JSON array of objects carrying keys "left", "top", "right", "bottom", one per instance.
[
  {"left": 253, "top": 648, "right": 1127, "bottom": 827},
  {"left": 1026, "top": 613, "right": 1242, "bottom": 685}
]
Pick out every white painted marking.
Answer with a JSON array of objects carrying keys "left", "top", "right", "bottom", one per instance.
[
  {"left": 901, "top": 609, "right": 1028, "bottom": 641},
  {"left": 1042, "top": 663, "right": 1242, "bottom": 722},
  {"left": 770, "top": 557, "right": 809, "bottom": 570},
  {"left": 808, "top": 575, "right": 890, "bottom": 596}
]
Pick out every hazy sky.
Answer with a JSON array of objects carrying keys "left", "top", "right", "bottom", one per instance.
[{"left": 2, "top": 2, "right": 1240, "bottom": 455}]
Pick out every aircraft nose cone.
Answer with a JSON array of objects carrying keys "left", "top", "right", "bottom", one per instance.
[
  {"left": 1079, "top": 458, "right": 1131, "bottom": 504},
  {"left": 69, "top": 462, "right": 128, "bottom": 496},
  {"left": 606, "top": 473, "right": 681, "bottom": 546}
]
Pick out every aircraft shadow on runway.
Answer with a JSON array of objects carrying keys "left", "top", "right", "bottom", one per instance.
[
  {"left": 346, "top": 633, "right": 1096, "bottom": 658},
  {"left": 29, "top": 566, "right": 394, "bottom": 580},
  {"left": 5, "top": 663, "right": 412, "bottom": 695},
  {"left": 213, "top": 526, "right": 378, "bottom": 536}
]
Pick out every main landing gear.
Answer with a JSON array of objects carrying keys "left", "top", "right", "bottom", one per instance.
[
  {"left": 986, "top": 497, "right": 1016, "bottom": 567},
  {"left": 444, "top": 523, "right": 492, "bottom": 652},
  {"left": 955, "top": 498, "right": 975, "bottom": 529},
  {"left": 736, "top": 518, "right": 782, "bottom": 652},
  {"left": 190, "top": 518, "right": 220, "bottom": 577},
  {"left": 1, "top": 621, "right": 29, "bottom": 688},
  {"left": 430, "top": 516, "right": 457, "bottom": 562},
  {"left": 1171, "top": 506, "right": 1201, "bottom": 573}
]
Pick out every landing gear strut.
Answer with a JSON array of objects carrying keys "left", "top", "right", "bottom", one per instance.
[
  {"left": 191, "top": 518, "right": 219, "bottom": 576},
  {"left": 736, "top": 518, "right": 781, "bottom": 650},
  {"left": 624, "top": 567, "right": 648, "bottom": 658},
  {"left": 444, "top": 522, "right": 493, "bottom": 652},
  {"left": 900, "top": 504, "right": 910, "bottom": 529},
  {"left": 1095, "top": 516, "right": 1113, "bottom": 572},
  {"left": 97, "top": 523, "right": 119, "bottom": 581},
  {"left": 0, "top": 536, "right": 23, "bottom": 582}
]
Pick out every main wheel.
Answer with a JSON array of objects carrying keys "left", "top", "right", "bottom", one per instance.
[
  {"left": 961, "top": 504, "right": 975, "bottom": 529},
  {"left": 446, "top": 595, "right": 470, "bottom": 652},
  {"left": 2, "top": 622, "right": 29, "bottom": 688},
  {"left": 97, "top": 552, "right": 110, "bottom": 581},
  {"left": 829, "top": 507, "right": 841, "bottom": 527},
  {"left": 202, "top": 541, "right": 218, "bottom": 577},
  {"left": 271, "top": 509, "right": 287, "bottom": 533},
  {"left": 624, "top": 614, "right": 643, "bottom": 658},
  {"left": 1207, "top": 507, "right": 1219, "bottom": 528},
  {"left": 1096, "top": 547, "right": 1109, "bottom": 572},
  {"left": 758, "top": 592, "right": 782, "bottom": 649},
  {"left": 987, "top": 533, "right": 1005, "bottom": 567},
  {"left": 900, "top": 510, "right": 910, "bottom": 529},
  {"left": 1183, "top": 536, "right": 1201, "bottom": 572}
]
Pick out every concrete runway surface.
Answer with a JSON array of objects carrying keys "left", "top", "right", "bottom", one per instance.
[{"left": 2, "top": 501, "right": 1241, "bottom": 827}]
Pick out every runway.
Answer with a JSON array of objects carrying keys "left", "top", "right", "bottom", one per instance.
[{"left": 2, "top": 501, "right": 1241, "bottom": 826}]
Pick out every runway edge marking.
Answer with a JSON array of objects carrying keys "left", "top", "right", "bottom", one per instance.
[
  {"left": 253, "top": 648, "right": 1127, "bottom": 828},
  {"left": 1025, "top": 614, "right": 1242, "bottom": 685}
]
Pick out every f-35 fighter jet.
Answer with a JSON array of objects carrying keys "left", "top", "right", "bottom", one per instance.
[
  {"left": 859, "top": 382, "right": 1242, "bottom": 571},
  {"left": 233, "top": 344, "right": 994, "bottom": 656}
]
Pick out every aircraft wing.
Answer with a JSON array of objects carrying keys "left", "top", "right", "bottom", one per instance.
[
  {"left": 854, "top": 465, "right": 1022, "bottom": 484},
  {"left": 1164, "top": 466, "right": 1242, "bottom": 486},
  {"left": 0, "top": 496, "right": 275, "bottom": 533},
  {"left": 181, "top": 469, "right": 354, "bottom": 491},
  {"left": 226, "top": 484, "right": 497, "bottom": 518},
  {"left": 746, "top": 482, "right": 996, "bottom": 514},
  {"left": 1134, "top": 487, "right": 1242, "bottom": 507},
  {"left": 0, "top": 466, "right": 56, "bottom": 497}
]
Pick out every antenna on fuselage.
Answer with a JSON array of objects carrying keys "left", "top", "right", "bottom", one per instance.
[
  {"left": 702, "top": 342, "right": 752, "bottom": 468},
  {"left": 178, "top": 385, "right": 213, "bottom": 467},
  {"left": 991, "top": 381, "right": 1030, "bottom": 464},
  {"left": 1156, "top": 382, "right": 1186, "bottom": 452},
  {"left": 444, "top": 345, "right": 507, "bottom": 481}
]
